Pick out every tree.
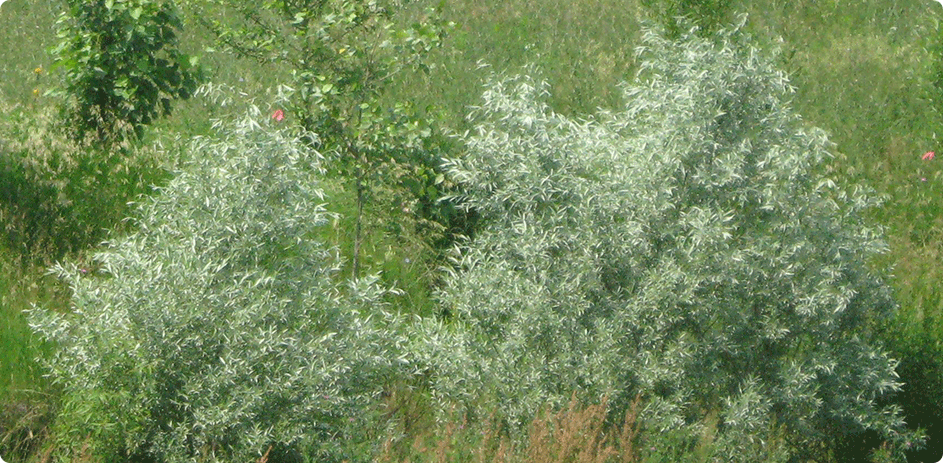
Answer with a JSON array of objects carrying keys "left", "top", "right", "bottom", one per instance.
[
  {"left": 28, "top": 111, "right": 407, "bottom": 462},
  {"left": 641, "top": 0, "right": 733, "bottom": 37},
  {"left": 195, "top": 0, "right": 452, "bottom": 277},
  {"left": 51, "top": 0, "right": 201, "bottom": 143},
  {"left": 420, "top": 24, "right": 921, "bottom": 462}
]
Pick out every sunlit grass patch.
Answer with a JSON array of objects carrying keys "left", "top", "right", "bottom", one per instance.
[
  {"left": 0, "top": 249, "right": 65, "bottom": 400},
  {"left": 389, "top": 0, "right": 644, "bottom": 133},
  {"left": 0, "top": 0, "right": 58, "bottom": 105}
]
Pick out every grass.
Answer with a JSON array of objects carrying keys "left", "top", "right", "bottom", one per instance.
[
  {"left": 4, "top": 0, "right": 943, "bottom": 460},
  {"left": 388, "top": 0, "right": 644, "bottom": 132},
  {"left": 0, "top": 257, "right": 53, "bottom": 399},
  {"left": 0, "top": 249, "right": 62, "bottom": 462},
  {"left": 378, "top": 393, "right": 645, "bottom": 463},
  {"left": 0, "top": 0, "right": 57, "bottom": 107},
  {"left": 0, "top": 0, "right": 67, "bottom": 442}
]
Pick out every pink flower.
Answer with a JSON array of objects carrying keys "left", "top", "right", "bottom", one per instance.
[
  {"left": 272, "top": 109, "right": 285, "bottom": 122},
  {"left": 923, "top": 151, "right": 935, "bottom": 161}
]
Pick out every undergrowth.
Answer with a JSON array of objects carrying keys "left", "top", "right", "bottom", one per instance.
[{"left": 378, "top": 394, "right": 645, "bottom": 463}]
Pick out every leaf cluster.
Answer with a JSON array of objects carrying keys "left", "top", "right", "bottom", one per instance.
[
  {"left": 422, "top": 24, "right": 921, "bottom": 462},
  {"left": 51, "top": 0, "right": 201, "bottom": 143},
  {"left": 28, "top": 112, "right": 407, "bottom": 462},
  {"left": 640, "top": 0, "right": 734, "bottom": 37},
  {"left": 197, "top": 0, "right": 449, "bottom": 165}
]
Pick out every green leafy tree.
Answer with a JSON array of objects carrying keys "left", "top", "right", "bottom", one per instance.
[
  {"left": 51, "top": 0, "right": 201, "bottom": 143},
  {"left": 28, "top": 112, "right": 407, "bottom": 463},
  {"left": 641, "top": 0, "right": 733, "bottom": 37},
  {"left": 419, "top": 25, "right": 921, "bottom": 462},
  {"left": 196, "top": 0, "right": 452, "bottom": 276}
]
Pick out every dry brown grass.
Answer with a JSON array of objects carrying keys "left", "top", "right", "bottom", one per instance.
[
  {"left": 527, "top": 394, "right": 611, "bottom": 463},
  {"left": 376, "top": 393, "right": 643, "bottom": 463}
]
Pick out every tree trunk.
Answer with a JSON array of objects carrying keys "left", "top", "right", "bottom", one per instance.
[{"left": 353, "top": 172, "right": 364, "bottom": 279}]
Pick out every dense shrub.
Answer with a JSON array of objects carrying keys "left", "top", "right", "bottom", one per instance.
[
  {"left": 420, "top": 25, "right": 920, "bottom": 461},
  {"left": 28, "top": 111, "right": 407, "bottom": 462}
]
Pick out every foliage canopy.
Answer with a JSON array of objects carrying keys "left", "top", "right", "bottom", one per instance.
[
  {"left": 28, "top": 112, "right": 405, "bottom": 463},
  {"left": 52, "top": 0, "right": 200, "bottom": 142},
  {"left": 421, "top": 25, "right": 920, "bottom": 462}
]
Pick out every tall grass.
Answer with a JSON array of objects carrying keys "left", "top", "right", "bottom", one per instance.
[
  {"left": 0, "top": 256, "right": 56, "bottom": 399},
  {"left": 378, "top": 394, "right": 645, "bottom": 463},
  {"left": 388, "top": 0, "right": 645, "bottom": 132},
  {"left": 307, "top": 177, "right": 441, "bottom": 317},
  {"left": 0, "top": 4, "right": 67, "bottom": 458},
  {"left": 0, "top": 246, "right": 63, "bottom": 461}
]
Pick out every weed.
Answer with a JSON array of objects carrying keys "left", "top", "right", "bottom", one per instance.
[{"left": 378, "top": 393, "right": 644, "bottom": 463}]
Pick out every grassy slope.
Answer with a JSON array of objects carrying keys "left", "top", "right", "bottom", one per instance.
[
  {"left": 0, "top": 0, "right": 59, "bottom": 403},
  {"left": 4, "top": 0, "right": 943, "bottom": 459}
]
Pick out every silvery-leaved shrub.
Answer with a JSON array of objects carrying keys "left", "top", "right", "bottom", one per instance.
[
  {"left": 421, "top": 24, "right": 920, "bottom": 462},
  {"left": 28, "top": 110, "right": 407, "bottom": 463}
]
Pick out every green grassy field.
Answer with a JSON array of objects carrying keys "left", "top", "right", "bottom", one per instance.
[
  {"left": 5, "top": 0, "right": 943, "bottom": 460},
  {"left": 0, "top": 0, "right": 58, "bottom": 402}
]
